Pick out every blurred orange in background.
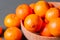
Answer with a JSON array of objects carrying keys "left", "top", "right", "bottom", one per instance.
[
  {"left": 4, "top": 13, "right": 20, "bottom": 28},
  {"left": 4, "top": 27, "right": 22, "bottom": 40}
]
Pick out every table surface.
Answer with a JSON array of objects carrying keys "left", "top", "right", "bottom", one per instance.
[{"left": 0, "top": 0, "right": 60, "bottom": 40}]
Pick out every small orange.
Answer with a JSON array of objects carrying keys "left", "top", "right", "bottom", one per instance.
[
  {"left": 24, "top": 14, "right": 43, "bottom": 32},
  {"left": 16, "top": 4, "right": 33, "bottom": 20},
  {"left": 45, "top": 8, "right": 60, "bottom": 21},
  {"left": 4, "top": 27, "right": 22, "bottom": 40},
  {"left": 29, "top": 3, "right": 35, "bottom": 9},
  {"left": 4, "top": 13, "right": 20, "bottom": 28},
  {"left": 48, "top": 18, "right": 60, "bottom": 37},
  {"left": 34, "top": 1, "right": 50, "bottom": 17}
]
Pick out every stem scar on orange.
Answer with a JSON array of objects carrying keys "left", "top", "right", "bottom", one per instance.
[
  {"left": 24, "top": 14, "right": 43, "bottom": 32},
  {"left": 16, "top": 4, "right": 33, "bottom": 20}
]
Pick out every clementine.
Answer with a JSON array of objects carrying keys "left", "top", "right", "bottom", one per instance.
[
  {"left": 34, "top": 1, "right": 50, "bottom": 17},
  {"left": 45, "top": 8, "right": 60, "bottom": 21},
  {"left": 4, "top": 13, "right": 20, "bottom": 28},
  {"left": 4, "top": 27, "right": 22, "bottom": 40},
  {"left": 24, "top": 14, "right": 43, "bottom": 32}
]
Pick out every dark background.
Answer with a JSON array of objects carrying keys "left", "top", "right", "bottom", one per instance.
[{"left": 0, "top": 0, "right": 60, "bottom": 40}]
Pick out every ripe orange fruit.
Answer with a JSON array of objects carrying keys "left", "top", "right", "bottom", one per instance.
[
  {"left": 4, "top": 13, "right": 20, "bottom": 28},
  {"left": 34, "top": 1, "right": 50, "bottom": 17},
  {"left": 24, "top": 14, "right": 43, "bottom": 32},
  {"left": 4, "top": 27, "right": 22, "bottom": 40},
  {"left": 48, "top": 18, "right": 60, "bottom": 37},
  {"left": 16, "top": 4, "right": 33, "bottom": 20},
  {"left": 29, "top": 3, "right": 35, "bottom": 9},
  {"left": 40, "top": 25, "right": 52, "bottom": 37},
  {"left": 0, "top": 27, "right": 2, "bottom": 35},
  {"left": 45, "top": 8, "right": 60, "bottom": 21}
]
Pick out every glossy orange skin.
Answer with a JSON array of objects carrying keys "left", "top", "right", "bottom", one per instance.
[
  {"left": 41, "top": 25, "right": 52, "bottom": 37},
  {"left": 29, "top": 3, "right": 35, "bottom": 9},
  {"left": 48, "top": 18, "right": 60, "bottom": 37},
  {"left": 4, "top": 13, "right": 20, "bottom": 28},
  {"left": 45, "top": 8, "right": 60, "bottom": 21},
  {"left": 24, "top": 14, "right": 43, "bottom": 32},
  {"left": 0, "top": 27, "right": 2, "bottom": 35},
  {"left": 16, "top": 4, "right": 33, "bottom": 20},
  {"left": 4, "top": 27, "right": 22, "bottom": 40},
  {"left": 34, "top": 1, "right": 50, "bottom": 17}
]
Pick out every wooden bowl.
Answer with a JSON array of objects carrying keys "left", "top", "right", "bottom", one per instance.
[{"left": 21, "top": 2, "right": 60, "bottom": 40}]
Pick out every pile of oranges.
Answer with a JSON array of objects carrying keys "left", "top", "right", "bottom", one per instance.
[
  {"left": 23, "top": 1, "right": 60, "bottom": 37},
  {"left": 0, "top": 0, "right": 60, "bottom": 40}
]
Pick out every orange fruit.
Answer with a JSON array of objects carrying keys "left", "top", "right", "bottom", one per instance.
[
  {"left": 16, "top": 4, "right": 33, "bottom": 20},
  {"left": 40, "top": 25, "right": 52, "bottom": 37},
  {"left": 0, "top": 27, "right": 2, "bottom": 35},
  {"left": 4, "top": 13, "right": 20, "bottom": 28},
  {"left": 45, "top": 8, "right": 60, "bottom": 21},
  {"left": 48, "top": 18, "right": 60, "bottom": 37},
  {"left": 29, "top": 3, "right": 35, "bottom": 9},
  {"left": 24, "top": 14, "right": 43, "bottom": 32},
  {"left": 34, "top": 1, "right": 50, "bottom": 17},
  {"left": 4, "top": 27, "right": 22, "bottom": 40}
]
